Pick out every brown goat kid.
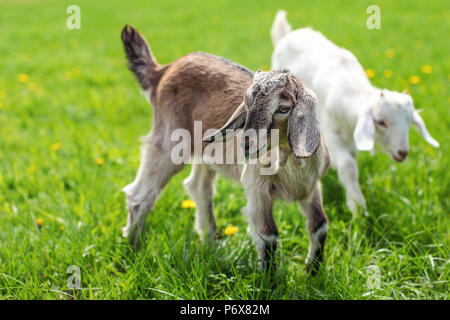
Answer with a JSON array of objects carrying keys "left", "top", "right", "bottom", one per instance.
[{"left": 121, "top": 25, "right": 330, "bottom": 273}]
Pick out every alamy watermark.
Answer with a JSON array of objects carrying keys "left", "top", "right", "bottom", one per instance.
[
  {"left": 170, "top": 121, "right": 281, "bottom": 176},
  {"left": 66, "top": 5, "right": 81, "bottom": 30},
  {"left": 367, "top": 5, "right": 381, "bottom": 29},
  {"left": 66, "top": 265, "right": 81, "bottom": 289},
  {"left": 366, "top": 265, "right": 381, "bottom": 290}
]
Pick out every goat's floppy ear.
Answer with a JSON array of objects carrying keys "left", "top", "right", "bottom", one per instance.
[
  {"left": 288, "top": 89, "right": 321, "bottom": 158},
  {"left": 353, "top": 111, "right": 375, "bottom": 151},
  {"left": 412, "top": 110, "right": 439, "bottom": 147},
  {"left": 203, "top": 101, "right": 247, "bottom": 143}
]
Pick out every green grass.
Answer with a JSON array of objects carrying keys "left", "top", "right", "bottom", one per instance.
[{"left": 0, "top": 0, "right": 448, "bottom": 299}]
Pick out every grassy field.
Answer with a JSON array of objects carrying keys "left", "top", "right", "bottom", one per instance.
[{"left": 0, "top": 0, "right": 448, "bottom": 299}]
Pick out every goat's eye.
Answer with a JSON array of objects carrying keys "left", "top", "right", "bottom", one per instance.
[
  {"left": 376, "top": 120, "right": 387, "bottom": 127},
  {"left": 277, "top": 105, "right": 290, "bottom": 113}
]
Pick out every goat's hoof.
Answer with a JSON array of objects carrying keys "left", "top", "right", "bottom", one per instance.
[
  {"left": 346, "top": 201, "right": 357, "bottom": 214},
  {"left": 196, "top": 229, "right": 220, "bottom": 243},
  {"left": 305, "top": 259, "right": 322, "bottom": 276},
  {"left": 122, "top": 225, "right": 141, "bottom": 250},
  {"left": 129, "top": 235, "right": 141, "bottom": 250},
  {"left": 260, "top": 259, "right": 277, "bottom": 274},
  {"left": 121, "top": 225, "right": 130, "bottom": 238}
]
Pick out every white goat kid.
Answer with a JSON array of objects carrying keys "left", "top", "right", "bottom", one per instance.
[{"left": 271, "top": 11, "right": 440, "bottom": 213}]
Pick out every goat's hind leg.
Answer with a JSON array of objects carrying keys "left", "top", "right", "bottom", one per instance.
[
  {"left": 122, "top": 134, "right": 183, "bottom": 248},
  {"left": 183, "top": 164, "right": 218, "bottom": 241},
  {"left": 299, "top": 183, "right": 328, "bottom": 276}
]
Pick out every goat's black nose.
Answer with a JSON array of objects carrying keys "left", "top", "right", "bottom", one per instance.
[{"left": 398, "top": 150, "right": 408, "bottom": 159}]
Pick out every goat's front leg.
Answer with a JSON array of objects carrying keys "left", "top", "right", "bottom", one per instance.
[
  {"left": 298, "top": 183, "right": 328, "bottom": 275},
  {"left": 327, "top": 133, "right": 367, "bottom": 213},
  {"left": 335, "top": 151, "right": 366, "bottom": 213},
  {"left": 242, "top": 174, "right": 278, "bottom": 271}
]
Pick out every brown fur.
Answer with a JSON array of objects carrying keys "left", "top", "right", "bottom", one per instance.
[
  {"left": 154, "top": 52, "right": 253, "bottom": 137},
  {"left": 122, "top": 25, "right": 253, "bottom": 147}
]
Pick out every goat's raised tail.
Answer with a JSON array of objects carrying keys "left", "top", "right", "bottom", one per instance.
[
  {"left": 270, "top": 10, "right": 292, "bottom": 47},
  {"left": 121, "top": 25, "right": 163, "bottom": 91}
]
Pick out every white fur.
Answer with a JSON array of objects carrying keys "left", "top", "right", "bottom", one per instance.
[
  {"left": 141, "top": 88, "right": 152, "bottom": 104},
  {"left": 270, "top": 10, "right": 291, "bottom": 47},
  {"left": 271, "top": 11, "right": 440, "bottom": 212}
]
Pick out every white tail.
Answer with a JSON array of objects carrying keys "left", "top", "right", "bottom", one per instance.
[{"left": 270, "top": 10, "right": 292, "bottom": 47}]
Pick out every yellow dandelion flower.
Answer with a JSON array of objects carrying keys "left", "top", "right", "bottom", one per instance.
[
  {"left": 51, "top": 142, "right": 62, "bottom": 151},
  {"left": 0, "top": 102, "right": 3, "bottom": 110},
  {"left": 365, "top": 69, "right": 375, "bottom": 78},
  {"left": 36, "top": 218, "right": 44, "bottom": 228},
  {"left": 181, "top": 200, "right": 196, "bottom": 209},
  {"left": 27, "top": 82, "right": 37, "bottom": 91},
  {"left": 224, "top": 225, "right": 239, "bottom": 236},
  {"left": 0, "top": 90, "right": 5, "bottom": 99},
  {"left": 385, "top": 49, "right": 396, "bottom": 59},
  {"left": 96, "top": 158, "right": 104, "bottom": 165},
  {"left": 60, "top": 225, "right": 65, "bottom": 231},
  {"left": 28, "top": 164, "right": 37, "bottom": 174},
  {"left": 18, "top": 73, "right": 29, "bottom": 83},
  {"left": 72, "top": 67, "right": 81, "bottom": 76},
  {"left": 383, "top": 70, "right": 393, "bottom": 78},
  {"left": 421, "top": 65, "right": 432, "bottom": 74},
  {"left": 409, "top": 75, "right": 421, "bottom": 85},
  {"left": 64, "top": 72, "right": 73, "bottom": 80}
]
